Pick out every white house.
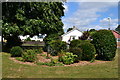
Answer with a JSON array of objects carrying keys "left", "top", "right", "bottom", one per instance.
[
  {"left": 62, "top": 27, "right": 83, "bottom": 43},
  {"left": 19, "top": 34, "right": 46, "bottom": 41}
]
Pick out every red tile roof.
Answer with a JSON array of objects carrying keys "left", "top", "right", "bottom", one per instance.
[{"left": 112, "top": 30, "right": 120, "bottom": 38}]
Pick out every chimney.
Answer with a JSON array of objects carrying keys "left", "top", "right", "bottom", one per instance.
[{"left": 73, "top": 26, "right": 76, "bottom": 29}]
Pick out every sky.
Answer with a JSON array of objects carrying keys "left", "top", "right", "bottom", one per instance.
[{"left": 62, "top": 1, "right": 119, "bottom": 32}]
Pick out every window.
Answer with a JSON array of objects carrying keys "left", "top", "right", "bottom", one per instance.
[{"left": 118, "top": 38, "right": 120, "bottom": 42}]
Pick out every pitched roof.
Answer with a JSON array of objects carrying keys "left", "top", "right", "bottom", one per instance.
[
  {"left": 112, "top": 30, "right": 120, "bottom": 38},
  {"left": 62, "top": 27, "right": 83, "bottom": 37},
  {"left": 112, "top": 30, "right": 120, "bottom": 35}
]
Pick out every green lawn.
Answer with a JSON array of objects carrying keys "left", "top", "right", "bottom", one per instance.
[{"left": 2, "top": 49, "right": 119, "bottom": 78}]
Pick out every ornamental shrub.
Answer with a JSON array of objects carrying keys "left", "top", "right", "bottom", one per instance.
[
  {"left": 59, "top": 52, "right": 78, "bottom": 65},
  {"left": 49, "top": 40, "right": 67, "bottom": 56},
  {"left": 22, "top": 49, "right": 37, "bottom": 62},
  {"left": 10, "top": 46, "right": 23, "bottom": 57},
  {"left": 34, "top": 48, "right": 43, "bottom": 54},
  {"left": 79, "top": 42, "right": 96, "bottom": 61},
  {"left": 70, "top": 39, "right": 82, "bottom": 48},
  {"left": 69, "top": 47, "right": 82, "bottom": 61},
  {"left": 91, "top": 30, "right": 117, "bottom": 61}
]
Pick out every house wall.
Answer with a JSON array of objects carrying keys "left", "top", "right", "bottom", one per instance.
[
  {"left": 31, "top": 36, "right": 43, "bottom": 41},
  {"left": 19, "top": 34, "right": 46, "bottom": 41},
  {"left": 62, "top": 30, "right": 83, "bottom": 43}
]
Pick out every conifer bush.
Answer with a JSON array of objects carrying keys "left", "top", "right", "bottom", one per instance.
[{"left": 91, "top": 30, "right": 117, "bottom": 61}]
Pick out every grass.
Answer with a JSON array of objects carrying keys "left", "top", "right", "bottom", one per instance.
[{"left": 2, "top": 49, "right": 119, "bottom": 78}]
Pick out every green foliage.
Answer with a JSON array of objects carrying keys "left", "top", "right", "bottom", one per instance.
[
  {"left": 67, "top": 28, "right": 73, "bottom": 32},
  {"left": 79, "top": 42, "right": 96, "bottom": 61},
  {"left": 44, "top": 34, "right": 60, "bottom": 45},
  {"left": 49, "top": 40, "right": 67, "bottom": 56},
  {"left": 36, "top": 62, "right": 64, "bottom": 66},
  {"left": 2, "top": 2, "right": 64, "bottom": 48},
  {"left": 115, "top": 25, "right": 120, "bottom": 33},
  {"left": 3, "top": 36, "right": 23, "bottom": 52},
  {"left": 90, "top": 54, "right": 98, "bottom": 63},
  {"left": 41, "top": 54, "right": 46, "bottom": 57},
  {"left": 2, "top": 2, "right": 64, "bottom": 36},
  {"left": 58, "top": 50, "right": 66, "bottom": 62},
  {"left": 91, "top": 30, "right": 117, "bottom": 61},
  {"left": 59, "top": 52, "right": 78, "bottom": 65},
  {"left": 16, "top": 57, "right": 24, "bottom": 61},
  {"left": 10, "top": 46, "right": 23, "bottom": 57},
  {"left": 51, "top": 58, "right": 58, "bottom": 64},
  {"left": 89, "top": 29, "right": 96, "bottom": 32},
  {"left": 70, "top": 39, "right": 82, "bottom": 48},
  {"left": 43, "top": 34, "right": 61, "bottom": 52},
  {"left": 24, "top": 37, "right": 31, "bottom": 41},
  {"left": 33, "top": 48, "right": 43, "bottom": 54},
  {"left": 22, "top": 49, "right": 37, "bottom": 62},
  {"left": 54, "top": 63, "right": 64, "bottom": 66},
  {"left": 69, "top": 47, "right": 82, "bottom": 61}
]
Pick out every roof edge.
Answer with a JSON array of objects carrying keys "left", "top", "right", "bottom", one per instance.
[{"left": 62, "top": 27, "right": 83, "bottom": 36}]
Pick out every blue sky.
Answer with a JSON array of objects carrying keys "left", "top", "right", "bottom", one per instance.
[{"left": 62, "top": 2, "right": 118, "bottom": 32}]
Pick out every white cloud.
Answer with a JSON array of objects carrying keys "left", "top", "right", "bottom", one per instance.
[
  {"left": 62, "top": 2, "right": 118, "bottom": 31},
  {"left": 63, "top": 3, "right": 68, "bottom": 13}
]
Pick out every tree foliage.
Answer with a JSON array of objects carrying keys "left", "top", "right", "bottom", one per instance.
[
  {"left": 2, "top": 2, "right": 65, "bottom": 48},
  {"left": 67, "top": 28, "right": 73, "bottom": 32}
]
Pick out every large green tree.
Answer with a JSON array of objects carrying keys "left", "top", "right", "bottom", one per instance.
[
  {"left": 2, "top": 2, "right": 65, "bottom": 48},
  {"left": 115, "top": 25, "right": 120, "bottom": 33}
]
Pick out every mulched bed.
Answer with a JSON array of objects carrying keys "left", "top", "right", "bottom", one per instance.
[{"left": 9, "top": 52, "right": 111, "bottom": 67}]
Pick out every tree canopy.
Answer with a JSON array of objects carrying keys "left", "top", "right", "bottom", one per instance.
[
  {"left": 2, "top": 2, "right": 65, "bottom": 49},
  {"left": 2, "top": 2, "right": 65, "bottom": 39},
  {"left": 67, "top": 28, "right": 73, "bottom": 32}
]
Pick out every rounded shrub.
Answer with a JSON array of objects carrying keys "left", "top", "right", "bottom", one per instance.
[
  {"left": 69, "top": 47, "right": 82, "bottom": 61},
  {"left": 79, "top": 42, "right": 96, "bottom": 61},
  {"left": 10, "top": 46, "right": 23, "bottom": 57},
  {"left": 22, "top": 49, "right": 37, "bottom": 62},
  {"left": 91, "top": 30, "right": 117, "bottom": 61},
  {"left": 49, "top": 40, "right": 67, "bottom": 56},
  {"left": 70, "top": 39, "right": 82, "bottom": 48}
]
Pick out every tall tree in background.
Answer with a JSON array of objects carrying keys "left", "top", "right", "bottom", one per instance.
[
  {"left": 67, "top": 28, "right": 73, "bottom": 32},
  {"left": 115, "top": 25, "right": 120, "bottom": 33},
  {"left": 2, "top": 2, "right": 65, "bottom": 49}
]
